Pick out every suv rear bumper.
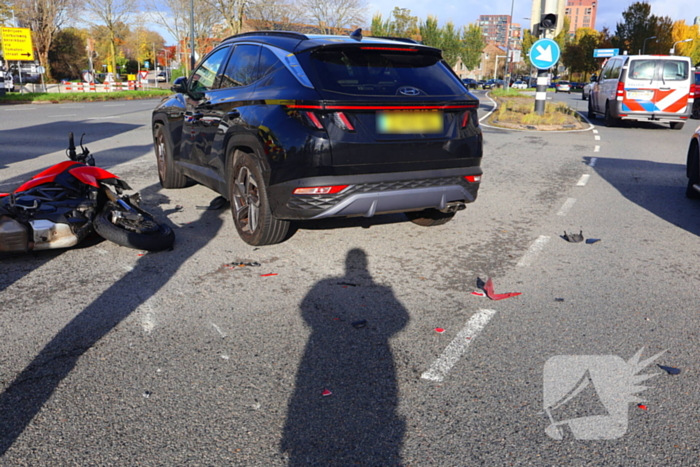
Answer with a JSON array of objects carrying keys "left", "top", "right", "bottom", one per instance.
[{"left": 268, "top": 167, "right": 482, "bottom": 220}]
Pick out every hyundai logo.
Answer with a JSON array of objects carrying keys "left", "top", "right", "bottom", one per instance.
[{"left": 398, "top": 87, "right": 421, "bottom": 96}]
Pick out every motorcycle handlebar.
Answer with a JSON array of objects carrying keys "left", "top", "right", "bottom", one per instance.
[{"left": 67, "top": 132, "right": 78, "bottom": 160}]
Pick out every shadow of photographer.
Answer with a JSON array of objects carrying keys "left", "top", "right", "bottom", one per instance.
[{"left": 281, "top": 248, "right": 409, "bottom": 466}]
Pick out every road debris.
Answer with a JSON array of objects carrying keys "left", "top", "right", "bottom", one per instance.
[
  {"left": 637, "top": 404, "right": 648, "bottom": 410},
  {"left": 435, "top": 327, "right": 445, "bottom": 333},
  {"left": 480, "top": 277, "right": 522, "bottom": 300},
  {"left": 322, "top": 389, "right": 332, "bottom": 396},
  {"left": 352, "top": 320, "right": 367, "bottom": 329},
  {"left": 585, "top": 238, "right": 601, "bottom": 244},
  {"left": 657, "top": 365, "right": 681, "bottom": 375},
  {"left": 562, "top": 230, "right": 584, "bottom": 243},
  {"left": 260, "top": 273, "right": 278, "bottom": 277},
  {"left": 554, "top": 298, "right": 565, "bottom": 302},
  {"left": 471, "top": 291, "right": 486, "bottom": 297}
]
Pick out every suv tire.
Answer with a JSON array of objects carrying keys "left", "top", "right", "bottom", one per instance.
[
  {"left": 686, "top": 143, "right": 700, "bottom": 199},
  {"left": 229, "top": 150, "right": 289, "bottom": 246},
  {"left": 154, "top": 123, "right": 189, "bottom": 188},
  {"left": 587, "top": 99, "right": 596, "bottom": 120},
  {"left": 405, "top": 209, "right": 455, "bottom": 226}
]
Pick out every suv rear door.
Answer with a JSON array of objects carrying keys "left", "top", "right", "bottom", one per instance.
[
  {"left": 299, "top": 45, "right": 481, "bottom": 171},
  {"left": 622, "top": 57, "right": 692, "bottom": 116}
]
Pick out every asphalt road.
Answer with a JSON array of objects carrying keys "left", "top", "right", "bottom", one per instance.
[{"left": 1, "top": 95, "right": 699, "bottom": 466}]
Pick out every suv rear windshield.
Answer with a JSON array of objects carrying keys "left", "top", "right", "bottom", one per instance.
[
  {"left": 629, "top": 59, "right": 689, "bottom": 81},
  {"left": 303, "top": 47, "right": 466, "bottom": 97}
]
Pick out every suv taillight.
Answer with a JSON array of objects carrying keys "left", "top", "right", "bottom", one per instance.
[
  {"left": 616, "top": 81, "right": 625, "bottom": 98},
  {"left": 690, "top": 83, "right": 696, "bottom": 99}
]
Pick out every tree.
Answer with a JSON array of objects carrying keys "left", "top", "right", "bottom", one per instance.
[
  {"left": 370, "top": 13, "right": 390, "bottom": 37},
  {"left": 460, "top": 23, "right": 484, "bottom": 70},
  {"left": 384, "top": 7, "right": 419, "bottom": 40},
  {"left": 83, "top": 0, "right": 138, "bottom": 79},
  {"left": 246, "top": 0, "right": 305, "bottom": 32},
  {"left": 48, "top": 27, "right": 87, "bottom": 80},
  {"left": 670, "top": 20, "right": 699, "bottom": 57},
  {"left": 419, "top": 16, "right": 441, "bottom": 48},
  {"left": 613, "top": 2, "right": 672, "bottom": 55},
  {"left": 299, "top": 0, "right": 367, "bottom": 34},
  {"left": 561, "top": 27, "right": 599, "bottom": 80},
  {"left": 12, "top": 0, "right": 76, "bottom": 80},
  {"left": 439, "top": 22, "right": 461, "bottom": 67},
  {"left": 204, "top": 0, "right": 247, "bottom": 36},
  {"left": 146, "top": 0, "right": 219, "bottom": 73}
]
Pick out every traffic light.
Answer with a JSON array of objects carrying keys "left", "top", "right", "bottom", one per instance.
[{"left": 540, "top": 13, "right": 557, "bottom": 30}]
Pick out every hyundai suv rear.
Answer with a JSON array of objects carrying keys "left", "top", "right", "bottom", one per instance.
[{"left": 152, "top": 30, "right": 483, "bottom": 245}]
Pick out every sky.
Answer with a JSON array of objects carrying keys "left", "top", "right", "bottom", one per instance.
[{"left": 363, "top": 0, "right": 700, "bottom": 34}]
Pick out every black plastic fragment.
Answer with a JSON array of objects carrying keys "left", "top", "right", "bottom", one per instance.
[
  {"left": 338, "top": 281, "right": 358, "bottom": 287},
  {"left": 554, "top": 298, "right": 565, "bottom": 302},
  {"left": 562, "top": 230, "right": 584, "bottom": 243},
  {"left": 352, "top": 320, "right": 367, "bottom": 329},
  {"left": 585, "top": 238, "right": 601, "bottom": 244},
  {"left": 657, "top": 364, "right": 681, "bottom": 375},
  {"left": 476, "top": 277, "right": 486, "bottom": 290}
]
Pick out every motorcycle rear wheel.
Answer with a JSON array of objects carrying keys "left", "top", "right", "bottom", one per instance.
[{"left": 94, "top": 202, "right": 174, "bottom": 251}]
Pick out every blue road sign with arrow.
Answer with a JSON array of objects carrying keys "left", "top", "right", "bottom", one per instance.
[{"left": 529, "top": 38, "right": 561, "bottom": 70}]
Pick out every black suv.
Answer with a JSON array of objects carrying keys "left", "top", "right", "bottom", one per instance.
[{"left": 152, "top": 31, "right": 483, "bottom": 245}]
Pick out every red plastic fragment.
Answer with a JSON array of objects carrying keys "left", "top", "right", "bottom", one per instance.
[
  {"left": 260, "top": 273, "right": 278, "bottom": 277},
  {"left": 637, "top": 404, "right": 647, "bottom": 410},
  {"left": 322, "top": 389, "right": 332, "bottom": 396},
  {"left": 471, "top": 291, "right": 486, "bottom": 297},
  {"left": 482, "top": 278, "right": 522, "bottom": 301},
  {"left": 435, "top": 327, "right": 445, "bottom": 333}
]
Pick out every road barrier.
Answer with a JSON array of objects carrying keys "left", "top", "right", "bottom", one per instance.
[{"left": 59, "top": 81, "right": 142, "bottom": 92}]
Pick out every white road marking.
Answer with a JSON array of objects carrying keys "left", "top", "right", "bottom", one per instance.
[
  {"left": 211, "top": 322, "right": 227, "bottom": 338},
  {"left": 141, "top": 302, "right": 156, "bottom": 334},
  {"left": 576, "top": 174, "right": 591, "bottom": 186},
  {"left": 421, "top": 309, "right": 497, "bottom": 382},
  {"left": 589, "top": 157, "right": 598, "bottom": 166},
  {"left": 594, "top": 135, "right": 601, "bottom": 140},
  {"left": 86, "top": 116, "right": 122, "bottom": 120},
  {"left": 517, "top": 235, "right": 551, "bottom": 267},
  {"left": 557, "top": 198, "right": 577, "bottom": 216},
  {"left": 4, "top": 107, "right": 36, "bottom": 111},
  {"left": 49, "top": 114, "right": 77, "bottom": 118},
  {"left": 104, "top": 104, "right": 125, "bottom": 107},
  {"left": 593, "top": 129, "right": 598, "bottom": 134},
  {"left": 594, "top": 146, "right": 600, "bottom": 153}
]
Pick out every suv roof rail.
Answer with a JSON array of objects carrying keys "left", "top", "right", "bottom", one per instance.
[
  {"left": 226, "top": 30, "right": 309, "bottom": 41},
  {"left": 370, "top": 36, "right": 421, "bottom": 44}
]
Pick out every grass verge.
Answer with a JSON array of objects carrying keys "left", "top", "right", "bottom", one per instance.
[
  {"left": 487, "top": 88, "right": 586, "bottom": 130},
  {"left": 0, "top": 89, "right": 172, "bottom": 103}
]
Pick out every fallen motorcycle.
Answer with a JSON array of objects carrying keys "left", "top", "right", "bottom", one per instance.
[{"left": 0, "top": 132, "right": 174, "bottom": 253}]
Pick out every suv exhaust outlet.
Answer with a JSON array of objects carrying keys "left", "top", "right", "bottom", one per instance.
[{"left": 440, "top": 202, "right": 466, "bottom": 213}]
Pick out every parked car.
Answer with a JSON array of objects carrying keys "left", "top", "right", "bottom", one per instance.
[
  {"left": 482, "top": 79, "right": 505, "bottom": 89},
  {"left": 588, "top": 54, "right": 694, "bottom": 129},
  {"left": 152, "top": 31, "right": 483, "bottom": 245},
  {"left": 555, "top": 81, "right": 571, "bottom": 93},
  {"left": 157, "top": 71, "right": 167, "bottom": 82},
  {"left": 511, "top": 80, "right": 527, "bottom": 89},
  {"left": 461, "top": 78, "right": 478, "bottom": 89},
  {"left": 686, "top": 125, "right": 700, "bottom": 198},
  {"left": 692, "top": 71, "right": 700, "bottom": 119},
  {"left": 581, "top": 77, "right": 595, "bottom": 100}
]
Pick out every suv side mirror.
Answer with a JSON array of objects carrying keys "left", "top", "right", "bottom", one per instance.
[
  {"left": 590, "top": 74, "right": 597, "bottom": 83},
  {"left": 171, "top": 76, "right": 187, "bottom": 94}
]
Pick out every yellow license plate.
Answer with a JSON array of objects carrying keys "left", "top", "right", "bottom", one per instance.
[
  {"left": 627, "top": 90, "right": 653, "bottom": 100},
  {"left": 377, "top": 111, "right": 444, "bottom": 134}
]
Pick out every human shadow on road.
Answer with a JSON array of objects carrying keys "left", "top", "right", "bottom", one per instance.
[
  {"left": 0, "top": 184, "right": 226, "bottom": 456},
  {"left": 281, "top": 248, "right": 409, "bottom": 466},
  {"left": 587, "top": 157, "right": 700, "bottom": 237}
]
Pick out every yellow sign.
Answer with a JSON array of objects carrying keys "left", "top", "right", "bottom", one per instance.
[
  {"left": 128, "top": 74, "right": 136, "bottom": 81},
  {"left": 1, "top": 27, "right": 35, "bottom": 61}
]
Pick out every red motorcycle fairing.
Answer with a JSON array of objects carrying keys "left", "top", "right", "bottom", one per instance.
[
  {"left": 0, "top": 193, "right": 9, "bottom": 198},
  {"left": 14, "top": 162, "right": 120, "bottom": 192},
  {"left": 68, "top": 166, "right": 120, "bottom": 188}
]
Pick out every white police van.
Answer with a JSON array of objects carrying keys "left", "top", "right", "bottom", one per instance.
[{"left": 588, "top": 54, "right": 694, "bottom": 130}]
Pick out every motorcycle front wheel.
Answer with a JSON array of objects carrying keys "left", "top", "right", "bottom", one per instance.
[{"left": 93, "top": 202, "right": 175, "bottom": 251}]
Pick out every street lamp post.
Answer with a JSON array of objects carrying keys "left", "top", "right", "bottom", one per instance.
[
  {"left": 670, "top": 38, "right": 693, "bottom": 55},
  {"left": 641, "top": 36, "right": 656, "bottom": 54},
  {"left": 503, "top": 0, "right": 515, "bottom": 85}
]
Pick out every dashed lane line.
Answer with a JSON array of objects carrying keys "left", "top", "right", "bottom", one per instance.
[
  {"left": 557, "top": 198, "right": 577, "bottom": 216},
  {"left": 576, "top": 174, "right": 591, "bottom": 186},
  {"left": 421, "top": 309, "right": 497, "bottom": 382},
  {"left": 516, "top": 235, "right": 551, "bottom": 267}
]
